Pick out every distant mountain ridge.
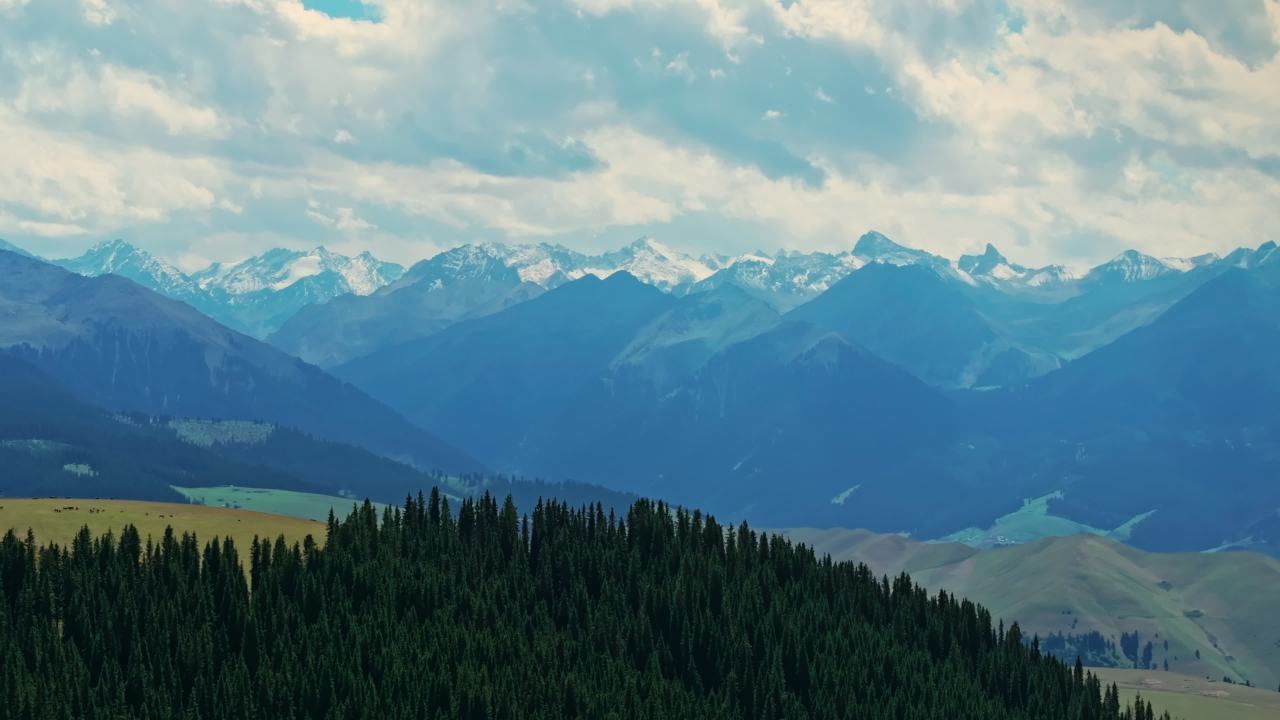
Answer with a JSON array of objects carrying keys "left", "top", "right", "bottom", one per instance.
[
  {"left": 0, "top": 238, "right": 34, "bottom": 258},
  {"left": 52, "top": 241, "right": 403, "bottom": 337},
  {"left": 39, "top": 233, "right": 1271, "bottom": 348},
  {"left": 0, "top": 248, "right": 481, "bottom": 476},
  {"left": 191, "top": 246, "right": 402, "bottom": 297}
]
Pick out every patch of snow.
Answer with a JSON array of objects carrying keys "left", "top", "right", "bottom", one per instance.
[
  {"left": 830, "top": 484, "right": 861, "bottom": 506},
  {"left": 272, "top": 254, "right": 323, "bottom": 290}
]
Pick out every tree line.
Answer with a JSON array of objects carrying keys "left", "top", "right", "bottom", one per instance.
[{"left": 0, "top": 492, "right": 1169, "bottom": 719}]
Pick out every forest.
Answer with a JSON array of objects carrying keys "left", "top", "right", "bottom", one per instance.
[{"left": 0, "top": 493, "right": 1168, "bottom": 720}]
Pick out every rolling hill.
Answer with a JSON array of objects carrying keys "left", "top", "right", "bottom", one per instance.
[{"left": 780, "top": 528, "right": 1280, "bottom": 690}]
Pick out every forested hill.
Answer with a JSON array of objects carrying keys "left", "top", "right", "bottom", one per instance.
[{"left": 0, "top": 495, "right": 1167, "bottom": 720}]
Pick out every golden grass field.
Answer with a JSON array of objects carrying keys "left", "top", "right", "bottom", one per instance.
[
  {"left": 1095, "top": 668, "right": 1280, "bottom": 720},
  {"left": 0, "top": 498, "right": 324, "bottom": 555}
]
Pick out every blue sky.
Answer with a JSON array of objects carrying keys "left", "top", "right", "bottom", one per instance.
[{"left": 1, "top": 0, "right": 1278, "bottom": 270}]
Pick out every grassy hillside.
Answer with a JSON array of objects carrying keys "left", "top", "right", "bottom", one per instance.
[
  {"left": 173, "top": 485, "right": 393, "bottom": 522},
  {"left": 781, "top": 528, "right": 1280, "bottom": 690},
  {"left": 0, "top": 498, "right": 323, "bottom": 554},
  {"left": 1095, "top": 668, "right": 1280, "bottom": 720}
]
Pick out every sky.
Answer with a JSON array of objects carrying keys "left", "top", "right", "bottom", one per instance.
[{"left": 1, "top": 0, "right": 1278, "bottom": 271}]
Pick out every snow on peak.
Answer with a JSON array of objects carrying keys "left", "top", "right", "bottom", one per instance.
[
  {"left": 1024, "top": 265, "right": 1077, "bottom": 287},
  {"left": 1088, "top": 250, "right": 1177, "bottom": 283},
  {"left": 597, "top": 236, "right": 717, "bottom": 288},
  {"left": 58, "top": 239, "right": 196, "bottom": 296},
  {"left": 1159, "top": 253, "right": 1219, "bottom": 273},
  {"left": 731, "top": 252, "right": 775, "bottom": 266},
  {"left": 959, "top": 244, "right": 1021, "bottom": 277},
  {"left": 195, "top": 246, "right": 402, "bottom": 296}
]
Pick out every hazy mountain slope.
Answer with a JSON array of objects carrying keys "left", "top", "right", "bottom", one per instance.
[
  {"left": 967, "top": 264, "right": 1280, "bottom": 551},
  {"left": 781, "top": 528, "right": 1280, "bottom": 689},
  {"left": 978, "top": 246, "right": 1276, "bottom": 362},
  {"left": 690, "top": 250, "right": 865, "bottom": 311},
  {"left": 0, "top": 238, "right": 34, "bottom": 258},
  {"left": 517, "top": 320, "right": 965, "bottom": 528},
  {"left": 788, "top": 263, "right": 1059, "bottom": 387},
  {"left": 610, "top": 283, "right": 782, "bottom": 390},
  {"left": 0, "top": 353, "right": 303, "bottom": 500},
  {"left": 1023, "top": 267, "right": 1280, "bottom": 430},
  {"left": 0, "top": 249, "right": 482, "bottom": 474},
  {"left": 337, "top": 272, "right": 678, "bottom": 464},
  {"left": 270, "top": 246, "right": 544, "bottom": 367},
  {"left": 0, "top": 350, "right": 633, "bottom": 514}
]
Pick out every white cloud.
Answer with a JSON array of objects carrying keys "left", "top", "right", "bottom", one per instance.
[
  {"left": 1, "top": 0, "right": 1278, "bottom": 270},
  {"left": 664, "top": 51, "right": 695, "bottom": 81},
  {"left": 14, "top": 58, "right": 225, "bottom": 138},
  {"left": 0, "top": 108, "right": 223, "bottom": 221},
  {"left": 570, "top": 0, "right": 760, "bottom": 53},
  {"left": 80, "top": 0, "right": 114, "bottom": 26}
]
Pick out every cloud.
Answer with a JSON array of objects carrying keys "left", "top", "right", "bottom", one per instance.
[{"left": 0, "top": 0, "right": 1277, "bottom": 270}]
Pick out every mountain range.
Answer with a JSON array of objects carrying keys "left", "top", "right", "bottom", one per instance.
[
  {"left": 7, "top": 233, "right": 1280, "bottom": 557},
  {"left": 51, "top": 240, "right": 403, "bottom": 337},
  {"left": 331, "top": 239, "right": 1280, "bottom": 555},
  {"left": 31, "top": 232, "right": 1268, "bottom": 370}
]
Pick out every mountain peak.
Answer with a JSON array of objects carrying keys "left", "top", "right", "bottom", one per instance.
[
  {"left": 602, "top": 269, "right": 644, "bottom": 286},
  {"left": 85, "top": 238, "right": 141, "bottom": 256},
  {"left": 852, "top": 231, "right": 904, "bottom": 256},
  {"left": 851, "top": 231, "right": 940, "bottom": 270},
  {"left": 959, "top": 243, "right": 1018, "bottom": 276},
  {"left": 55, "top": 240, "right": 197, "bottom": 299},
  {"left": 1087, "top": 250, "right": 1174, "bottom": 283},
  {"left": 626, "top": 236, "right": 666, "bottom": 252}
]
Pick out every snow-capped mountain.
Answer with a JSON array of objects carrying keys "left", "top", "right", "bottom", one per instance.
[
  {"left": 852, "top": 231, "right": 940, "bottom": 267},
  {"left": 403, "top": 237, "right": 717, "bottom": 293},
  {"left": 692, "top": 249, "right": 865, "bottom": 310},
  {"left": 53, "top": 241, "right": 404, "bottom": 338},
  {"left": 55, "top": 240, "right": 205, "bottom": 302},
  {"left": 193, "top": 247, "right": 402, "bottom": 297},
  {"left": 958, "top": 244, "right": 1076, "bottom": 290},
  {"left": 584, "top": 237, "right": 718, "bottom": 291},
  {"left": 1084, "top": 250, "right": 1196, "bottom": 284},
  {"left": 959, "top": 244, "right": 1025, "bottom": 280}
]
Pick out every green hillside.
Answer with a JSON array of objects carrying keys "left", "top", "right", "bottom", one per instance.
[
  {"left": 173, "top": 485, "right": 393, "bottom": 522},
  {"left": 781, "top": 528, "right": 1280, "bottom": 690}
]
